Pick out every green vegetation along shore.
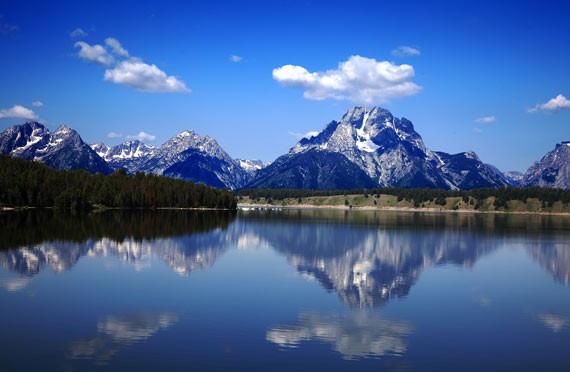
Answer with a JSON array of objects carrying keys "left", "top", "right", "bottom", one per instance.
[
  {"left": 0, "top": 155, "right": 237, "bottom": 211},
  {"left": 238, "top": 188, "right": 570, "bottom": 214}
]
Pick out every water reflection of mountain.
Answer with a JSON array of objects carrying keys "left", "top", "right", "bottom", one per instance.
[
  {"left": 242, "top": 210, "right": 570, "bottom": 307},
  {"left": 1, "top": 209, "right": 569, "bottom": 304},
  {"left": 0, "top": 210, "right": 236, "bottom": 277},
  {"left": 527, "top": 243, "right": 570, "bottom": 284},
  {"left": 250, "top": 219, "right": 497, "bottom": 307}
]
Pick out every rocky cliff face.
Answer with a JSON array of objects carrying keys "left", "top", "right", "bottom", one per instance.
[{"left": 522, "top": 142, "right": 570, "bottom": 188}]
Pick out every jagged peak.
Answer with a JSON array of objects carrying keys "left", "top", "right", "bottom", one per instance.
[
  {"left": 463, "top": 150, "right": 480, "bottom": 161},
  {"left": 53, "top": 124, "right": 75, "bottom": 135},
  {"left": 21, "top": 121, "right": 46, "bottom": 128}
]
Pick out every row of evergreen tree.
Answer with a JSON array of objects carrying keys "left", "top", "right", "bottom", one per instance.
[
  {"left": 0, "top": 156, "right": 237, "bottom": 210},
  {"left": 239, "top": 186, "right": 570, "bottom": 207}
]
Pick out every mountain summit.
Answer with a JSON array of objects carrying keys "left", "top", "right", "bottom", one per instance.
[{"left": 248, "top": 107, "right": 507, "bottom": 190}]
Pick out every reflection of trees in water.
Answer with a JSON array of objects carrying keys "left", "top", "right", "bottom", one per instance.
[
  {"left": 68, "top": 312, "right": 179, "bottom": 364},
  {"left": 266, "top": 311, "right": 413, "bottom": 360},
  {"left": 0, "top": 209, "right": 236, "bottom": 251}
]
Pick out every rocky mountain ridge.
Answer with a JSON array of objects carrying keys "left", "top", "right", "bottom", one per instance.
[{"left": 1, "top": 108, "right": 569, "bottom": 189}]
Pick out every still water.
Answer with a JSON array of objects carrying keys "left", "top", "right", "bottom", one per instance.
[{"left": 1, "top": 209, "right": 569, "bottom": 371}]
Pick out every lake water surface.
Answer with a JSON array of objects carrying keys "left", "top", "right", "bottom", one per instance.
[{"left": 1, "top": 209, "right": 569, "bottom": 371}]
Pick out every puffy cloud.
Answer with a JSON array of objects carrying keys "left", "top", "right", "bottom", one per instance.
[
  {"left": 105, "top": 37, "right": 129, "bottom": 57},
  {"left": 391, "top": 46, "right": 421, "bottom": 58},
  {"left": 127, "top": 131, "right": 156, "bottom": 142},
  {"left": 75, "top": 41, "right": 114, "bottom": 66},
  {"left": 104, "top": 59, "right": 190, "bottom": 93},
  {"left": 75, "top": 37, "right": 190, "bottom": 94},
  {"left": 230, "top": 54, "right": 243, "bottom": 63},
  {"left": 70, "top": 28, "right": 87, "bottom": 38},
  {"left": 273, "top": 55, "right": 421, "bottom": 104},
  {"left": 0, "top": 104, "right": 38, "bottom": 120},
  {"left": 31, "top": 100, "right": 44, "bottom": 107},
  {"left": 475, "top": 115, "right": 496, "bottom": 123},
  {"left": 528, "top": 94, "right": 570, "bottom": 113},
  {"left": 107, "top": 132, "right": 123, "bottom": 139},
  {"left": 288, "top": 130, "right": 319, "bottom": 139}
]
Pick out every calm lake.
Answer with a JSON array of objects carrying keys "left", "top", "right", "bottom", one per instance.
[{"left": 1, "top": 209, "right": 569, "bottom": 371}]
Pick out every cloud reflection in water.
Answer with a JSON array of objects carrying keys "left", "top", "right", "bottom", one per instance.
[
  {"left": 68, "top": 312, "right": 179, "bottom": 364},
  {"left": 266, "top": 311, "right": 413, "bottom": 360}
]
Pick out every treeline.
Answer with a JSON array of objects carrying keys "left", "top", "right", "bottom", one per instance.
[
  {"left": 0, "top": 155, "right": 237, "bottom": 210},
  {"left": 239, "top": 187, "right": 570, "bottom": 208}
]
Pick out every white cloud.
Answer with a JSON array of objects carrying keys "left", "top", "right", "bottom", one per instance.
[
  {"left": 391, "top": 46, "right": 421, "bottom": 58},
  {"left": 230, "top": 54, "right": 242, "bottom": 63},
  {"left": 127, "top": 131, "right": 156, "bottom": 142},
  {"left": 107, "top": 132, "right": 123, "bottom": 139},
  {"left": 31, "top": 100, "right": 44, "bottom": 107},
  {"left": 75, "top": 41, "right": 114, "bottom": 66},
  {"left": 104, "top": 59, "right": 190, "bottom": 93},
  {"left": 105, "top": 37, "right": 129, "bottom": 57},
  {"left": 0, "top": 104, "right": 38, "bottom": 120},
  {"left": 475, "top": 115, "right": 496, "bottom": 123},
  {"left": 473, "top": 127, "right": 484, "bottom": 134},
  {"left": 528, "top": 94, "right": 570, "bottom": 113},
  {"left": 75, "top": 37, "right": 190, "bottom": 94},
  {"left": 273, "top": 55, "right": 421, "bottom": 104},
  {"left": 70, "top": 28, "right": 87, "bottom": 38},
  {"left": 288, "top": 130, "right": 319, "bottom": 139}
]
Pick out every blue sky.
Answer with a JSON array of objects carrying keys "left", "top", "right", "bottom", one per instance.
[{"left": 1, "top": 0, "right": 569, "bottom": 172}]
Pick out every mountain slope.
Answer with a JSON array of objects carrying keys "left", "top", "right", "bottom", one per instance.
[
  {"left": 522, "top": 142, "right": 570, "bottom": 188},
  {"left": 434, "top": 151, "right": 509, "bottom": 189},
  {"left": 138, "top": 130, "right": 251, "bottom": 189},
  {"left": 0, "top": 122, "right": 111, "bottom": 174},
  {"left": 91, "top": 140, "right": 156, "bottom": 171},
  {"left": 247, "top": 149, "right": 377, "bottom": 190}
]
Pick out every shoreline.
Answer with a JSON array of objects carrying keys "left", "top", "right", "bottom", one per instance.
[
  {"left": 237, "top": 203, "right": 570, "bottom": 216},
  {"left": 1, "top": 206, "right": 235, "bottom": 212}
]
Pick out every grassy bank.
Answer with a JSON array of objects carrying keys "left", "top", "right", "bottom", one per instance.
[{"left": 238, "top": 194, "right": 570, "bottom": 214}]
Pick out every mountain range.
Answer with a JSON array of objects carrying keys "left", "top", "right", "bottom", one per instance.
[{"left": 1, "top": 107, "right": 569, "bottom": 189}]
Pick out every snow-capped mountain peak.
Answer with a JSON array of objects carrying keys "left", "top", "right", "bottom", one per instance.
[
  {"left": 0, "top": 122, "right": 110, "bottom": 174},
  {"left": 249, "top": 106, "right": 509, "bottom": 190}
]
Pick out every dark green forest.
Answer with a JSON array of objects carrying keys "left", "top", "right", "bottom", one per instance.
[
  {"left": 239, "top": 186, "right": 570, "bottom": 208},
  {"left": 0, "top": 155, "right": 237, "bottom": 210}
]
